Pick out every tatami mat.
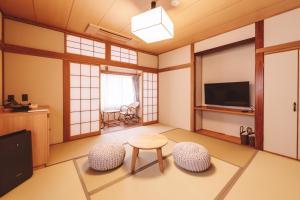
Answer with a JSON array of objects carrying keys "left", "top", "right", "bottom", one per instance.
[
  {"left": 1, "top": 161, "right": 86, "bottom": 200},
  {"left": 224, "top": 151, "right": 300, "bottom": 200},
  {"left": 5, "top": 124, "right": 299, "bottom": 200},
  {"left": 48, "top": 124, "right": 175, "bottom": 165},
  {"left": 163, "top": 129, "right": 256, "bottom": 167},
  {"left": 76, "top": 140, "right": 176, "bottom": 193},
  {"left": 90, "top": 156, "right": 239, "bottom": 200}
]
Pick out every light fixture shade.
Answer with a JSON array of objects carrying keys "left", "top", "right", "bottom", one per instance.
[{"left": 131, "top": 7, "right": 174, "bottom": 43}]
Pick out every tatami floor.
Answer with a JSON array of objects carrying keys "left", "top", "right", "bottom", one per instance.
[{"left": 2, "top": 124, "right": 300, "bottom": 200}]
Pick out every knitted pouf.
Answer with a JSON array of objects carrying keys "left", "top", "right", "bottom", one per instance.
[
  {"left": 172, "top": 142, "right": 211, "bottom": 172},
  {"left": 88, "top": 143, "right": 126, "bottom": 171}
]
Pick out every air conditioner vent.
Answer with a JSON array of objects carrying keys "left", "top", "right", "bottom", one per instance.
[{"left": 85, "top": 24, "right": 132, "bottom": 43}]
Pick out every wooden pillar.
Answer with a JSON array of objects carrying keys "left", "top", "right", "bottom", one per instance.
[
  {"left": 255, "top": 21, "right": 264, "bottom": 150},
  {"left": 190, "top": 44, "right": 195, "bottom": 131}
]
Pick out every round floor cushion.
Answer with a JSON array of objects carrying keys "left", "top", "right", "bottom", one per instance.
[
  {"left": 88, "top": 143, "right": 126, "bottom": 171},
  {"left": 172, "top": 142, "right": 211, "bottom": 172}
]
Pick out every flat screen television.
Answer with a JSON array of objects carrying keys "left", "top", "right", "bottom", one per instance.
[{"left": 204, "top": 81, "right": 250, "bottom": 107}]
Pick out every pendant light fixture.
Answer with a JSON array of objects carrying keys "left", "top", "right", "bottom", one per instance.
[{"left": 131, "top": 1, "right": 174, "bottom": 43}]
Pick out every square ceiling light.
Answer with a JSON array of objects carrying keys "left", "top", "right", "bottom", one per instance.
[{"left": 131, "top": 6, "right": 174, "bottom": 43}]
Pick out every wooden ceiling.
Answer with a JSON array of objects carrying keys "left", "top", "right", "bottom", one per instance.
[{"left": 1, "top": 0, "right": 300, "bottom": 54}]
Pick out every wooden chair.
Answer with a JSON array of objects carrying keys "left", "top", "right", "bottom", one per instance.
[{"left": 119, "top": 102, "right": 140, "bottom": 124}]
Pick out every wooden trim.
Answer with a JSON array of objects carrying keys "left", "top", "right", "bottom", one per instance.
[
  {"left": 2, "top": 13, "right": 4, "bottom": 105},
  {"left": 194, "top": 106, "right": 255, "bottom": 116},
  {"left": 255, "top": 21, "right": 264, "bottom": 150},
  {"left": 264, "top": 149, "right": 299, "bottom": 161},
  {"left": 100, "top": 70, "right": 140, "bottom": 76},
  {"left": 256, "top": 40, "right": 300, "bottom": 55},
  {"left": 108, "top": 60, "right": 158, "bottom": 73},
  {"left": 141, "top": 72, "right": 144, "bottom": 123},
  {"left": 158, "top": 63, "right": 190, "bottom": 73},
  {"left": 68, "top": 131, "right": 100, "bottom": 141},
  {"left": 157, "top": 72, "right": 160, "bottom": 122},
  {"left": 3, "top": 15, "right": 158, "bottom": 56},
  {"left": 2, "top": 43, "right": 158, "bottom": 73},
  {"left": 297, "top": 49, "right": 299, "bottom": 159},
  {"left": 190, "top": 44, "right": 195, "bottom": 131},
  {"left": 105, "top": 41, "right": 111, "bottom": 62},
  {"left": 3, "top": 43, "right": 65, "bottom": 59},
  {"left": 196, "top": 129, "right": 241, "bottom": 144},
  {"left": 143, "top": 120, "right": 158, "bottom": 126},
  {"left": 63, "top": 60, "right": 70, "bottom": 142},
  {"left": 1, "top": 49, "right": 4, "bottom": 105},
  {"left": 195, "top": 37, "right": 255, "bottom": 56}
]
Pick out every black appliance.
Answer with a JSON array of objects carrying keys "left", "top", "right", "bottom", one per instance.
[
  {"left": 0, "top": 130, "right": 33, "bottom": 197},
  {"left": 204, "top": 81, "right": 250, "bottom": 107}
]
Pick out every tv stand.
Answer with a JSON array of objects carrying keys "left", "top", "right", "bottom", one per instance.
[{"left": 194, "top": 106, "right": 255, "bottom": 116}]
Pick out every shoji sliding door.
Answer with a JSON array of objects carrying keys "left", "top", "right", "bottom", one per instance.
[
  {"left": 67, "top": 62, "right": 101, "bottom": 140},
  {"left": 142, "top": 72, "right": 158, "bottom": 124}
]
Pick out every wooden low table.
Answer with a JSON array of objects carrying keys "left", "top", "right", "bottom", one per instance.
[{"left": 128, "top": 134, "right": 168, "bottom": 174}]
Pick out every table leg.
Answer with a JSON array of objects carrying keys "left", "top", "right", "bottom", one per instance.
[
  {"left": 156, "top": 148, "right": 164, "bottom": 172},
  {"left": 131, "top": 147, "right": 139, "bottom": 174},
  {"left": 107, "top": 113, "right": 110, "bottom": 127}
]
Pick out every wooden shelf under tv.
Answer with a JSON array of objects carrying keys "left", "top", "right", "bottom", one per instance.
[
  {"left": 196, "top": 129, "right": 241, "bottom": 144},
  {"left": 194, "top": 106, "right": 255, "bottom": 116}
]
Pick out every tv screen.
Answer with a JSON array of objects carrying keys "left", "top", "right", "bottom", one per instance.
[{"left": 204, "top": 81, "right": 250, "bottom": 107}]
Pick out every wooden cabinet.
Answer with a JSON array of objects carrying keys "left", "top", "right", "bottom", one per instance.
[
  {"left": 264, "top": 50, "right": 298, "bottom": 158},
  {"left": 0, "top": 110, "right": 50, "bottom": 167}
]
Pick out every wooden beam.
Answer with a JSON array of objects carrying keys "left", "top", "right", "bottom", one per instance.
[
  {"left": 2, "top": 43, "right": 158, "bottom": 73},
  {"left": 195, "top": 37, "right": 255, "bottom": 56},
  {"left": 256, "top": 40, "right": 300, "bottom": 55},
  {"left": 62, "top": 60, "right": 70, "bottom": 142},
  {"left": 158, "top": 63, "right": 190, "bottom": 73},
  {"left": 3, "top": 15, "right": 158, "bottom": 56},
  {"left": 190, "top": 44, "right": 195, "bottom": 131},
  {"left": 255, "top": 21, "right": 264, "bottom": 150}
]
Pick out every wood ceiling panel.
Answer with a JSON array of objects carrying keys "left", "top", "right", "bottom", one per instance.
[
  {"left": 34, "top": 0, "right": 74, "bottom": 29},
  {"left": 0, "top": 0, "right": 36, "bottom": 20},
  {"left": 99, "top": 0, "right": 148, "bottom": 33},
  {"left": 141, "top": 0, "right": 300, "bottom": 53},
  {"left": 1, "top": 0, "right": 300, "bottom": 54},
  {"left": 66, "top": 0, "right": 115, "bottom": 33}
]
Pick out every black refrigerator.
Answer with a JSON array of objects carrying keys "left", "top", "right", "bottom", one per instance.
[{"left": 0, "top": 129, "right": 33, "bottom": 196}]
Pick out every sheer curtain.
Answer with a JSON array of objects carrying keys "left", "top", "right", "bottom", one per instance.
[{"left": 101, "top": 74, "right": 136, "bottom": 111}]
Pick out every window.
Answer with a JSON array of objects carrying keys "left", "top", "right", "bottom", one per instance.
[
  {"left": 69, "top": 62, "right": 101, "bottom": 136},
  {"left": 66, "top": 35, "right": 105, "bottom": 59},
  {"left": 111, "top": 45, "right": 137, "bottom": 64},
  {"left": 143, "top": 72, "right": 158, "bottom": 123},
  {"left": 101, "top": 73, "right": 136, "bottom": 111}
]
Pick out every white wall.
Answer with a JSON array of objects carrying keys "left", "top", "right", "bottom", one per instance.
[
  {"left": 158, "top": 45, "right": 191, "bottom": 130},
  {"left": 5, "top": 19, "right": 64, "bottom": 53},
  {"left": 4, "top": 53, "right": 63, "bottom": 144},
  {"left": 202, "top": 43, "right": 255, "bottom": 106},
  {"left": 194, "top": 24, "right": 255, "bottom": 53},
  {"left": 264, "top": 8, "right": 300, "bottom": 47},
  {"left": 138, "top": 52, "right": 158, "bottom": 68},
  {"left": 201, "top": 43, "right": 255, "bottom": 137},
  {"left": 159, "top": 68, "right": 191, "bottom": 130},
  {"left": 159, "top": 45, "right": 191, "bottom": 68}
]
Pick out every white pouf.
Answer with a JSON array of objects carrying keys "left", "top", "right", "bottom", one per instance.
[
  {"left": 172, "top": 142, "right": 211, "bottom": 172},
  {"left": 88, "top": 143, "right": 126, "bottom": 171}
]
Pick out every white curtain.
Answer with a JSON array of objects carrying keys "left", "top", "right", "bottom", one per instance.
[{"left": 101, "top": 74, "right": 135, "bottom": 111}]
